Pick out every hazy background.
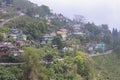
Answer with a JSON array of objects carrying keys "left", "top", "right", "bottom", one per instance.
[{"left": 29, "top": 0, "right": 120, "bottom": 30}]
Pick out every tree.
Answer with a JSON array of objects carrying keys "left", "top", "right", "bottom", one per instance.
[
  {"left": 37, "top": 21, "right": 48, "bottom": 33},
  {"left": 0, "top": 26, "right": 10, "bottom": 33},
  {"left": 40, "top": 5, "right": 51, "bottom": 15},
  {"left": 112, "top": 28, "right": 120, "bottom": 49},
  {"left": 103, "top": 33, "right": 113, "bottom": 48},
  {"left": 0, "top": 0, "right": 2, "bottom": 7},
  {"left": 114, "top": 46, "right": 120, "bottom": 59},
  {"left": 101, "top": 24, "right": 109, "bottom": 30},
  {"left": 52, "top": 34, "right": 63, "bottom": 49},
  {"left": 0, "top": 32, "right": 3, "bottom": 41},
  {"left": 23, "top": 47, "right": 41, "bottom": 80},
  {"left": 112, "top": 28, "right": 118, "bottom": 38},
  {"left": 4, "top": 0, "right": 13, "bottom": 4},
  {"left": 5, "top": 17, "right": 48, "bottom": 40},
  {"left": 85, "top": 22, "right": 101, "bottom": 42},
  {"left": 74, "top": 56, "right": 84, "bottom": 75},
  {"left": 26, "top": 7, "right": 36, "bottom": 17},
  {"left": 74, "top": 51, "right": 96, "bottom": 80},
  {"left": 41, "top": 46, "right": 57, "bottom": 63},
  {"left": 0, "top": 66, "right": 18, "bottom": 80},
  {"left": 7, "top": 66, "right": 23, "bottom": 80}
]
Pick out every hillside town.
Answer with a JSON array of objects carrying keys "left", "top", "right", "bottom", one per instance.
[
  {"left": 0, "top": 0, "right": 107, "bottom": 62},
  {"left": 0, "top": 10, "right": 106, "bottom": 62},
  {"left": 1, "top": 0, "right": 120, "bottom": 80}
]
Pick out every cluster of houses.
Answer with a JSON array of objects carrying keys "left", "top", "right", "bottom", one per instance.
[
  {"left": 40, "top": 28, "right": 68, "bottom": 45},
  {"left": 40, "top": 20, "right": 106, "bottom": 53},
  {"left": 0, "top": 5, "right": 107, "bottom": 62},
  {"left": 86, "top": 43, "right": 105, "bottom": 54},
  {"left": 0, "top": 41, "right": 25, "bottom": 62},
  {"left": 0, "top": 29, "right": 27, "bottom": 62},
  {"left": 8, "top": 29, "right": 27, "bottom": 40},
  {"left": 0, "top": 22, "right": 106, "bottom": 62},
  {"left": 69, "top": 23, "right": 106, "bottom": 54},
  {"left": 72, "top": 24, "right": 86, "bottom": 36},
  {"left": 34, "top": 13, "right": 70, "bottom": 26},
  {"left": 0, "top": 42, "right": 14, "bottom": 55}
]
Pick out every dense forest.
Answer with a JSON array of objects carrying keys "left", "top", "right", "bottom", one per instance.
[{"left": 0, "top": 0, "right": 120, "bottom": 80}]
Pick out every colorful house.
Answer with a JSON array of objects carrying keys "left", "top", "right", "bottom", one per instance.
[
  {"left": 95, "top": 43, "right": 105, "bottom": 49},
  {"left": 40, "top": 34, "right": 54, "bottom": 44},
  {"left": 9, "top": 29, "right": 27, "bottom": 41},
  {"left": 57, "top": 29, "right": 68, "bottom": 41}
]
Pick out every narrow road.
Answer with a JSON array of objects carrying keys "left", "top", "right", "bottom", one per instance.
[
  {"left": 0, "top": 63, "right": 24, "bottom": 65},
  {"left": 89, "top": 50, "right": 113, "bottom": 57},
  {"left": 0, "top": 12, "right": 25, "bottom": 26},
  {"left": 0, "top": 19, "right": 12, "bottom": 25}
]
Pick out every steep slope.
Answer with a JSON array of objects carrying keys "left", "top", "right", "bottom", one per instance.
[{"left": 93, "top": 53, "right": 120, "bottom": 80}]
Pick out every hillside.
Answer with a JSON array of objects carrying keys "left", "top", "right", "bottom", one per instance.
[
  {"left": 0, "top": 0, "right": 51, "bottom": 18},
  {"left": 0, "top": 0, "right": 120, "bottom": 80},
  {"left": 93, "top": 53, "right": 120, "bottom": 80}
]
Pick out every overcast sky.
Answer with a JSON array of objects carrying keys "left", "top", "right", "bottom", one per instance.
[{"left": 29, "top": 0, "right": 120, "bottom": 30}]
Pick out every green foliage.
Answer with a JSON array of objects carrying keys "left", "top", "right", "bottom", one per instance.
[
  {"left": 24, "top": 21, "right": 46, "bottom": 40},
  {"left": 0, "top": 66, "right": 22, "bottom": 80},
  {"left": 0, "top": 68, "right": 17, "bottom": 80},
  {"left": 26, "top": 5, "right": 51, "bottom": 17},
  {"left": 85, "top": 23, "right": 102, "bottom": 42},
  {"left": 75, "top": 51, "right": 96, "bottom": 80},
  {"left": 114, "top": 46, "right": 120, "bottom": 59},
  {"left": 41, "top": 46, "right": 58, "bottom": 62},
  {"left": 103, "top": 33, "right": 113, "bottom": 45},
  {"left": 0, "top": 6, "right": 18, "bottom": 19},
  {"left": 7, "top": 37, "right": 15, "bottom": 42},
  {"left": 5, "top": 16, "right": 34, "bottom": 29},
  {"left": 44, "top": 53, "right": 53, "bottom": 62},
  {"left": 93, "top": 53, "right": 120, "bottom": 80},
  {"left": 1, "top": 0, "right": 117, "bottom": 80},
  {"left": 2, "top": 0, "right": 13, "bottom": 4},
  {"left": 0, "top": 46, "right": 97, "bottom": 80},
  {"left": 0, "top": 26, "right": 10, "bottom": 33},
  {"left": 13, "top": 0, "right": 35, "bottom": 12},
  {"left": 7, "top": 66, "right": 23, "bottom": 80},
  {"left": 85, "top": 23, "right": 101, "bottom": 35},
  {"left": 12, "top": 0, "right": 51, "bottom": 17},
  {"left": 0, "top": 32, "right": 3, "bottom": 41},
  {"left": 9, "top": 53, "right": 24, "bottom": 62},
  {"left": 51, "top": 18, "right": 66, "bottom": 28},
  {"left": 23, "top": 47, "right": 41, "bottom": 80},
  {"left": 5, "top": 17, "right": 48, "bottom": 40},
  {"left": 52, "top": 34, "right": 64, "bottom": 49},
  {"left": 74, "top": 56, "right": 84, "bottom": 75},
  {"left": 53, "top": 58, "right": 76, "bottom": 80}
]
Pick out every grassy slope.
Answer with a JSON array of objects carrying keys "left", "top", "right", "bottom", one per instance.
[{"left": 93, "top": 53, "right": 120, "bottom": 80}]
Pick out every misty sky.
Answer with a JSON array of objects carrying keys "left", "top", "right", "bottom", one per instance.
[{"left": 29, "top": 0, "right": 120, "bottom": 30}]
